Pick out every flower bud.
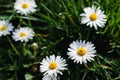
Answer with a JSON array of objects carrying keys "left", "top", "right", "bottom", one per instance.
[{"left": 32, "top": 42, "right": 38, "bottom": 50}]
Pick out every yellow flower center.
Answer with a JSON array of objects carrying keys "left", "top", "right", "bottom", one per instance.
[
  {"left": 0, "top": 25, "right": 7, "bottom": 31},
  {"left": 49, "top": 62, "right": 57, "bottom": 70},
  {"left": 20, "top": 32, "right": 27, "bottom": 37},
  {"left": 22, "top": 3, "right": 29, "bottom": 9},
  {"left": 89, "top": 13, "right": 97, "bottom": 21},
  {"left": 77, "top": 47, "right": 86, "bottom": 56}
]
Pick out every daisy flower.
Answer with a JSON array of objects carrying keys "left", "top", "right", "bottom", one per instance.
[
  {"left": 14, "top": 0, "right": 37, "bottom": 15},
  {"left": 80, "top": 6, "right": 107, "bottom": 29},
  {"left": 67, "top": 40, "right": 96, "bottom": 64},
  {"left": 40, "top": 55, "right": 67, "bottom": 76},
  {"left": 12, "top": 27, "right": 35, "bottom": 42},
  {"left": 0, "top": 20, "right": 14, "bottom": 37},
  {"left": 42, "top": 74, "right": 59, "bottom": 80}
]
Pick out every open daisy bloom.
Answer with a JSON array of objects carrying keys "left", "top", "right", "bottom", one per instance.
[
  {"left": 14, "top": 0, "right": 37, "bottom": 15},
  {"left": 67, "top": 40, "right": 96, "bottom": 64},
  {"left": 12, "top": 27, "right": 35, "bottom": 42},
  {"left": 80, "top": 6, "right": 107, "bottom": 30},
  {"left": 0, "top": 20, "right": 14, "bottom": 37},
  {"left": 40, "top": 55, "right": 67, "bottom": 77}
]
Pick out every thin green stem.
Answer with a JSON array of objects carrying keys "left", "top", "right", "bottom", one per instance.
[
  {"left": 33, "top": 49, "right": 37, "bottom": 57},
  {"left": 7, "top": 11, "right": 16, "bottom": 22},
  {"left": 84, "top": 63, "right": 89, "bottom": 69},
  {"left": 86, "top": 28, "right": 91, "bottom": 40},
  {"left": 7, "top": 36, "right": 19, "bottom": 55},
  {"left": 8, "top": 51, "right": 18, "bottom": 80},
  {"left": 15, "top": 60, "right": 18, "bottom": 80},
  {"left": 17, "top": 18, "right": 22, "bottom": 28}
]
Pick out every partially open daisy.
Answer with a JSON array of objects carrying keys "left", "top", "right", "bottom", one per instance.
[
  {"left": 14, "top": 0, "right": 37, "bottom": 15},
  {"left": 80, "top": 6, "right": 107, "bottom": 29},
  {"left": 12, "top": 27, "right": 35, "bottom": 42},
  {"left": 40, "top": 55, "right": 67, "bottom": 76},
  {"left": 67, "top": 40, "right": 96, "bottom": 64},
  {"left": 0, "top": 20, "right": 14, "bottom": 37}
]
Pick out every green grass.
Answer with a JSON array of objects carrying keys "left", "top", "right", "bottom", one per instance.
[{"left": 0, "top": 0, "right": 120, "bottom": 80}]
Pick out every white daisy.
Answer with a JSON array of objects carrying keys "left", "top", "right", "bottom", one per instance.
[
  {"left": 14, "top": 0, "right": 37, "bottom": 15},
  {"left": 12, "top": 27, "right": 35, "bottom": 42},
  {"left": 67, "top": 40, "right": 96, "bottom": 64},
  {"left": 0, "top": 20, "right": 14, "bottom": 37},
  {"left": 80, "top": 6, "right": 107, "bottom": 29},
  {"left": 40, "top": 55, "right": 67, "bottom": 76},
  {"left": 42, "top": 74, "right": 59, "bottom": 80}
]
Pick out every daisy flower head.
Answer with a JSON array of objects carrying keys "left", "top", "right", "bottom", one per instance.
[
  {"left": 40, "top": 55, "right": 67, "bottom": 76},
  {"left": 67, "top": 40, "right": 96, "bottom": 64},
  {"left": 12, "top": 27, "right": 35, "bottom": 42},
  {"left": 0, "top": 20, "right": 14, "bottom": 37},
  {"left": 80, "top": 6, "right": 107, "bottom": 30},
  {"left": 14, "top": 0, "right": 37, "bottom": 15}
]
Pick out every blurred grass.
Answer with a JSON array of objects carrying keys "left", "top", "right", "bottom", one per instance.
[{"left": 0, "top": 0, "right": 120, "bottom": 80}]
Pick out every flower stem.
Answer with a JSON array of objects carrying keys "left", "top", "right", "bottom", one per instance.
[
  {"left": 86, "top": 28, "right": 91, "bottom": 40},
  {"left": 8, "top": 52, "right": 18, "bottom": 80},
  {"left": 7, "top": 36, "right": 19, "bottom": 55}
]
